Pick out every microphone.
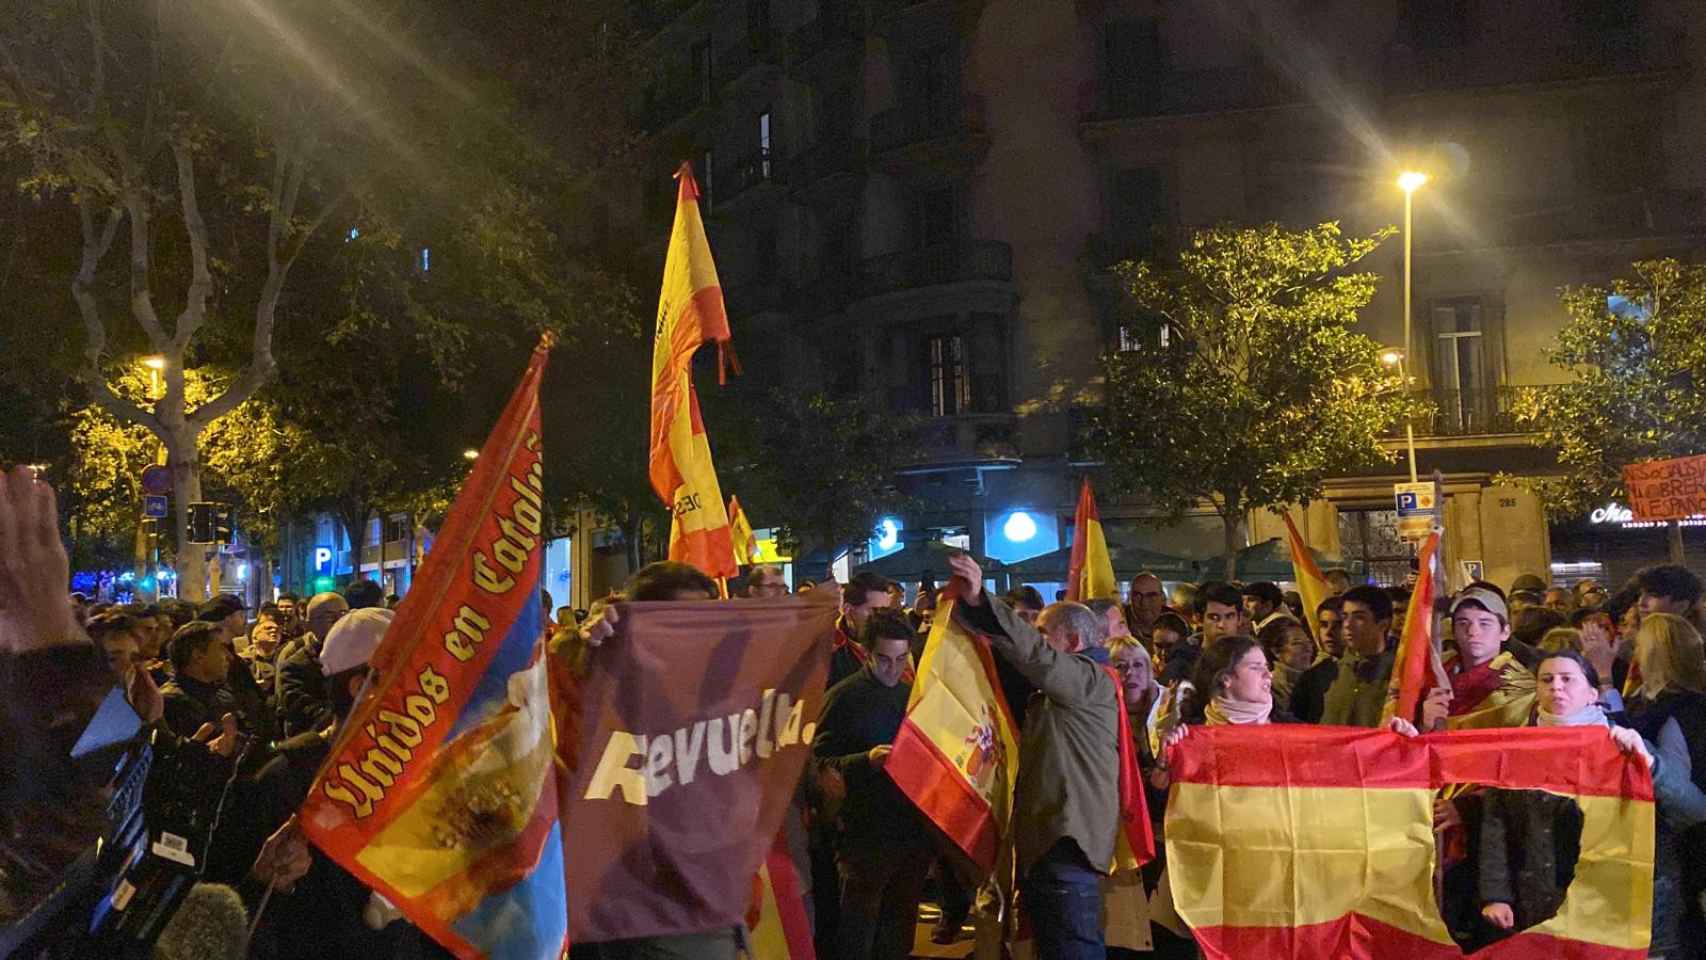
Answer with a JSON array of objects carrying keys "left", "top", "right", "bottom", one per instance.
[{"left": 152, "top": 883, "right": 248, "bottom": 960}]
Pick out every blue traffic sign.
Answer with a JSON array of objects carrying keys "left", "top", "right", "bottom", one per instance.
[{"left": 142, "top": 495, "right": 168, "bottom": 519}]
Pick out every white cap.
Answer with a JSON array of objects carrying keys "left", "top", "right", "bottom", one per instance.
[{"left": 320, "top": 607, "right": 394, "bottom": 676}]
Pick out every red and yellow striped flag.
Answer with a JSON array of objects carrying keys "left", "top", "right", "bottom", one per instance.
[
  {"left": 747, "top": 832, "right": 815, "bottom": 960},
  {"left": 1383, "top": 530, "right": 1442, "bottom": 726},
  {"left": 1067, "top": 477, "right": 1117, "bottom": 602},
  {"left": 1166, "top": 725, "right": 1653, "bottom": 959},
  {"left": 650, "top": 161, "right": 738, "bottom": 579},
  {"left": 1281, "top": 511, "right": 1330, "bottom": 637},
  {"left": 728, "top": 495, "right": 758, "bottom": 568},
  {"left": 886, "top": 602, "right": 1022, "bottom": 871}
]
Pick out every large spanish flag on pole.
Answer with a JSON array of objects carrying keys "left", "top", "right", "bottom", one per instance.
[
  {"left": 300, "top": 338, "right": 565, "bottom": 960},
  {"left": 1166, "top": 725, "right": 1653, "bottom": 959},
  {"left": 1281, "top": 510, "right": 1331, "bottom": 638},
  {"left": 1067, "top": 477, "right": 1118, "bottom": 603},
  {"left": 1383, "top": 530, "right": 1443, "bottom": 727},
  {"left": 651, "top": 161, "right": 738, "bottom": 579},
  {"left": 885, "top": 603, "right": 1021, "bottom": 871}
]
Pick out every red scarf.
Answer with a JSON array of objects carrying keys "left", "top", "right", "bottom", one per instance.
[
  {"left": 834, "top": 615, "right": 916, "bottom": 683},
  {"left": 1103, "top": 665, "right": 1156, "bottom": 866}
]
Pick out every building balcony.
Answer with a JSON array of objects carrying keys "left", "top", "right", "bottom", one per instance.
[
  {"left": 715, "top": 32, "right": 781, "bottom": 91},
  {"left": 787, "top": 3, "right": 864, "bottom": 70},
  {"left": 713, "top": 149, "right": 788, "bottom": 207},
  {"left": 1391, "top": 387, "right": 1546, "bottom": 439},
  {"left": 1469, "top": 189, "right": 1706, "bottom": 250},
  {"left": 789, "top": 135, "right": 866, "bottom": 200},
  {"left": 1081, "top": 65, "right": 1298, "bottom": 126},
  {"left": 869, "top": 95, "right": 989, "bottom": 172},
  {"left": 1385, "top": 30, "right": 1685, "bottom": 95},
  {"left": 641, "top": 78, "right": 711, "bottom": 132},
  {"left": 859, "top": 240, "right": 1013, "bottom": 297},
  {"left": 905, "top": 413, "right": 1022, "bottom": 466}
]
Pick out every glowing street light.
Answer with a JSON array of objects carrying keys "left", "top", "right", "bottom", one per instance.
[
  {"left": 1379, "top": 348, "right": 1404, "bottom": 368},
  {"left": 1396, "top": 170, "right": 1430, "bottom": 484},
  {"left": 142, "top": 355, "right": 167, "bottom": 370},
  {"left": 463, "top": 448, "right": 480, "bottom": 461}
]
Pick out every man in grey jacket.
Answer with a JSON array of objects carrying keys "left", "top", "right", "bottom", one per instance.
[{"left": 946, "top": 552, "right": 1120, "bottom": 960}]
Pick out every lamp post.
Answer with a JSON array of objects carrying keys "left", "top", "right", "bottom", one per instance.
[
  {"left": 1396, "top": 171, "right": 1428, "bottom": 484},
  {"left": 1381, "top": 348, "right": 1419, "bottom": 484}
]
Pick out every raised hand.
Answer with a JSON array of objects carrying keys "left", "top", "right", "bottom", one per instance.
[{"left": 0, "top": 466, "right": 77, "bottom": 653}]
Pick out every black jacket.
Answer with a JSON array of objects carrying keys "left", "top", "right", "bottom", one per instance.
[
  {"left": 1477, "top": 787, "right": 1583, "bottom": 929},
  {"left": 812, "top": 666, "right": 927, "bottom": 853},
  {"left": 275, "top": 638, "right": 335, "bottom": 738},
  {"left": 160, "top": 673, "right": 242, "bottom": 738},
  {"left": 1288, "top": 657, "right": 1339, "bottom": 724}
]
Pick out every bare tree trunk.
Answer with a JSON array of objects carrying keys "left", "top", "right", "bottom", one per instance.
[
  {"left": 1671, "top": 519, "right": 1686, "bottom": 564},
  {"left": 167, "top": 434, "right": 207, "bottom": 600}
]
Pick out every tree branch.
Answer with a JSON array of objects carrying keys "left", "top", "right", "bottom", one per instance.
[
  {"left": 74, "top": 202, "right": 163, "bottom": 435},
  {"left": 169, "top": 141, "right": 213, "bottom": 353},
  {"left": 121, "top": 187, "right": 170, "bottom": 347}
]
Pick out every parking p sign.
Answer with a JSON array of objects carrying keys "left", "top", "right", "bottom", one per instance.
[{"left": 1394, "top": 481, "right": 1437, "bottom": 542}]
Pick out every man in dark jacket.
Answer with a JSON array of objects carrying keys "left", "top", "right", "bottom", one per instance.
[
  {"left": 161, "top": 621, "right": 241, "bottom": 737},
  {"left": 947, "top": 553, "right": 1120, "bottom": 960},
  {"left": 274, "top": 591, "right": 347, "bottom": 737},
  {"left": 813, "top": 608, "right": 932, "bottom": 960},
  {"left": 828, "top": 572, "right": 897, "bottom": 688}
]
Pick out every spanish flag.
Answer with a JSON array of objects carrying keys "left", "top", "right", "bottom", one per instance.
[
  {"left": 728, "top": 495, "right": 758, "bottom": 568},
  {"left": 748, "top": 834, "right": 816, "bottom": 960},
  {"left": 1067, "top": 477, "right": 1118, "bottom": 603},
  {"left": 1383, "top": 530, "right": 1442, "bottom": 726},
  {"left": 885, "top": 602, "right": 1022, "bottom": 871},
  {"left": 1281, "top": 511, "right": 1330, "bottom": 640},
  {"left": 651, "top": 161, "right": 738, "bottom": 579},
  {"left": 301, "top": 339, "right": 566, "bottom": 960},
  {"left": 1166, "top": 725, "right": 1653, "bottom": 959}
]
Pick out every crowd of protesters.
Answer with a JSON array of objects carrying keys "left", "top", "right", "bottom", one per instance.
[{"left": 9, "top": 451, "right": 1706, "bottom": 959}]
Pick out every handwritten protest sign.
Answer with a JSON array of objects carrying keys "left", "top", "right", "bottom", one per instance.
[{"left": 1622, "top": 454, "right": 1706, "bottom": 522}]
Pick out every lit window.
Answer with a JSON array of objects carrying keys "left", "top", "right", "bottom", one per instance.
[
  {"left": 346, "top": 226, "right": 361, "bottom": 242},
  {"left": 928, "top": 334, "right": 970, "bottom": 417},
  {"left": 418, "top": 247, "right": 431, "bottom": 273}
]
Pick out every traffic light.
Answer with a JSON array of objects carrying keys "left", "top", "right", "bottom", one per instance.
[
  {"left": 188, "top": 502, "right": 216, "bottom": 543},
  {"left": 187, "top": 502, "right": 236, "bottom": 545},
  {"left": 214, "top": 504, "right": 236, "bottom": 545}
]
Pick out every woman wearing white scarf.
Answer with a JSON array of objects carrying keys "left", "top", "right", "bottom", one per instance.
[{"left": 1163, "top": 635, "right": 1293, "bottom": 746}]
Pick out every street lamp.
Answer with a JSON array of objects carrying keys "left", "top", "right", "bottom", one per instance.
[
  {"left": 463, "top": 448, "right": 480, "bottom": 461},
  {"left": 1396, "top": 171, "right": 1429, "bottom": 484},
  {"left": 142, "top": 355, "right": 166, "bottom": 400},
  {"left": 1381, "top": 348, "right": 1418, "bottom": 482}
]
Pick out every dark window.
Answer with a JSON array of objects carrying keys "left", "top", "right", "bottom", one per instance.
[
  {"left": 927, "top": 333, "right": 970, "bottom": 417},
  {"left": 969, "top": 313, "right": 1007, "bottom": 413},
  {"left": 1400, "top": 0, "right": 1469, "bottom": 50},
  {"left": 912, "top": 47, "right": 956, "bottom": 126},
  {"left": 692, "top": 40, "right": 713, "bottom": 102},
  {"left": 911, "top": 187, "right": 957, "bottom": 249},
  {"left": 1104, "top": 19, "right": 1164, "bottom": 82},
  {"left": 1109, "top": 167, "right": 1165, "bottom": 259}
]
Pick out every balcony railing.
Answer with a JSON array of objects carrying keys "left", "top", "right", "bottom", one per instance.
[
  {"left": 1400, "top": 387, "right": 1542, "bottom": 437},
  {"left": 715, "top": 32, "right": 780, "bottom": 87},
  {"left": 870, "top": 94, "right": 986, "bottom": 154},
  {"left": 1385, "top": 30, "right": 1684, "bottom": 94},
  {"left": 1084, "top": 65, "right": 1297, "bottom": 122},
  {"left": 1488, "top": 189, "right": 1705, "bottom": 247},
  {"left": 859, "top": 240, "right": 1013, "bottom": 295},
  {"left": 788, "top": 3, "right": 864, "bottom": 64},
  {"left": 791, "top": 135, "right": 865, "bottom": 185},
  {"left": 714, "top": 149, "right": 787, "bottom": 204},
  {"left": 908, "top": 413, "right": 1020, "bottom": 462}
]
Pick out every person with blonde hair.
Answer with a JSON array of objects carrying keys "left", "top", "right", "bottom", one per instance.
[{"left": 1626, "top": 612, "right": 1706, "bottom": 956}]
